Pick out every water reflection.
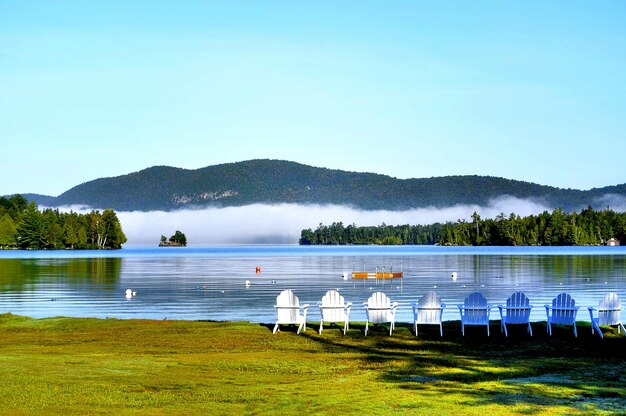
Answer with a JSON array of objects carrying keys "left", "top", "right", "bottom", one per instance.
[
  {"left": 0, "top": 246, "right": 624, "bottom": 324},
  {"left": 0, "top": 258, "right": 121, "bottom": 290}
]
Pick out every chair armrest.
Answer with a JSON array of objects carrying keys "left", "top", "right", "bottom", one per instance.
[
  {"left": 362, "top": 302, "right": 368, "bottom": 308},
  {"left": 391, "top": 302, "right": 399, "bottom": 310},
  {"left": 588, "top": 306, "right": 596, "bottom": 321},
  {"left": 302, "top": 304, "right": 309, "bottom": 310},
  {"left": 441, "top": 302, "right": 447, "bottom": 309}
]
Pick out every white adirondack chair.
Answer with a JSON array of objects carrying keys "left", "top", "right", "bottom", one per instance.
[
  {"left": 411, "top": 291, "right": 446, "bottom": 336},
  {"left": 457, "top": 292, "right": 492, "bottom": 336},
  {"left": 498, "top": 292, "right": 533, "bottom": 337},
  {"left": 588, "top": 293, "right": 626, "bottom": 339},
  {"left": 273, "top": 289, "right": 309, "bottom": 334},
  {"left": 318, "top": 290, "right": 352, "bottom": 335},
  {"left": 545, "top": 292, "right": 579, "bottom": 337},
  {"left": 363, "top": 292, "right": 398, "bottom": 336}
]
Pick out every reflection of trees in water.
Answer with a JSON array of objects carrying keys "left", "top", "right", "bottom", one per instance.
[
  {"left": 467, "top": 255, "right": 625, "bottom": 283},
  {"left": 0, "top": 258, "right": 122, "bottom": 290}
]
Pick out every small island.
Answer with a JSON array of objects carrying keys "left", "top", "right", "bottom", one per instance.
[{"left": 159, "top": 230, "right": 187, "bottom": 247}]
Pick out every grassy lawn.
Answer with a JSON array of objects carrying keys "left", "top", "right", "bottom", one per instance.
[{"left": 0, "top": 313, "right": 624, "bottom": 415}]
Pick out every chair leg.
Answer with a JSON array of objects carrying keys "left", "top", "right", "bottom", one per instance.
[
  {"left": 591, "top": 321, "right": 603, "bottom": 338},
  {"left": 461, "top": 323, "right": 465, "bottom": 337},
  {"left": 439, "top": 323, "right": 443, "bottom": 337},
  {"left": 502, "top": 322, "right": 508, "bottom": 337},
  {"left": 528, "top": 322, "right": 533, "bottom": 336},
  {"left": 297, "top": 322, "right": 303, "bottom": 334},
  {"left": 486, "top": 323, "right": 490, "bottom": 337},
  {"left": 573, "top": 322, "right": 577, "bottom": 338},
  {"left": 364, "top": 321, "right": 369, "bottom": 336},
  {"left": 319, "top": 320, "right": 324, "bottom": 335},
  {"left": 273, "top": 323, "right": 279, "bottom": 334}
]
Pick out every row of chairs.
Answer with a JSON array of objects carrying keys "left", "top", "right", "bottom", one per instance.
[{"left": 273, "top": 290, "right": 626, "bottom": 339}]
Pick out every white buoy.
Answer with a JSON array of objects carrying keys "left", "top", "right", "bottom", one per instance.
[
  {"left": 244, "top": 280, "right": 251, "bottom": 287},
  {"left": 125, "top": 289, "right": 133, "bottom": 299},
  {"left": 451, "top": 272, "right": 458, "bottom": 281},
  {"left": 342, "top": 272, "right": 348, "bottom": 280}
]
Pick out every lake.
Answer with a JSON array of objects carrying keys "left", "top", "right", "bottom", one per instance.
[{"left": 1, "top": 245, "right": 625, "bottom": 324}]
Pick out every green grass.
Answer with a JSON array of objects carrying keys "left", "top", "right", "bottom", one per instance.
[{"left": 1, "top": 313, "right": 625, "bottom": 415}]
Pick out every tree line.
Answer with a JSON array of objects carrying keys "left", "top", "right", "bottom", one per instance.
[
  {"left": 0, "top": 194, "right": 127, "bottom": 250},
  {"left": 299, "top": 207, "right": 626, "bottom": 246}
]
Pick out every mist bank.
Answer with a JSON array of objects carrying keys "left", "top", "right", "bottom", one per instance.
[
  {"left": 118, "top": 196, "right": 552, "bottom": 244},
  {"left": 51, "top": 194, "right": 626, "bottom": 245}
]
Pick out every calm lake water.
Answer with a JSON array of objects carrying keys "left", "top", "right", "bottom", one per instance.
[{"left": 1, "top": 245, "right": 625, "bottom": 324}]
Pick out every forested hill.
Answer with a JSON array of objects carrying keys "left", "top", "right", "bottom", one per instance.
[{"left": 19, "top": 159, "right": 626, "bottom": 212}]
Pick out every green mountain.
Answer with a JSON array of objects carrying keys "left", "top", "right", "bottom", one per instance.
[{"left": 20, "top": 159, "right": 626, "bottom": 211}]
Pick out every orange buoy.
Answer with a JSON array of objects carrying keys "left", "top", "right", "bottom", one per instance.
[{"left": 255, "top": 266, "right": 261, "bottom": 274}]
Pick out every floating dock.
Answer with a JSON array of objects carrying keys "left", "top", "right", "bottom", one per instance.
[{"left": 351, "top": 271, "right": 403, "bottom": 279}]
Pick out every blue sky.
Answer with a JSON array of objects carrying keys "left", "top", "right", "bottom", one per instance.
[{"left": 1, "top": 1, "right": 625, "bottom": 197}]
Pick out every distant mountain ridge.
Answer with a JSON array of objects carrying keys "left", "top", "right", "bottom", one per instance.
[{"left": 16, "top": 159, "right": 626, "bottom": 212}]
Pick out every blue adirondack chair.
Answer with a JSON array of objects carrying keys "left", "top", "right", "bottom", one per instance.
[
  {"left": 457, "top": 292, "right": 492, "bottom": 336},
  {"left": 545, "top": 292, "right": 579, "bottom": 337},
  {"left": 498, "top": 292, "right": 533, "bottom": 337}
]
